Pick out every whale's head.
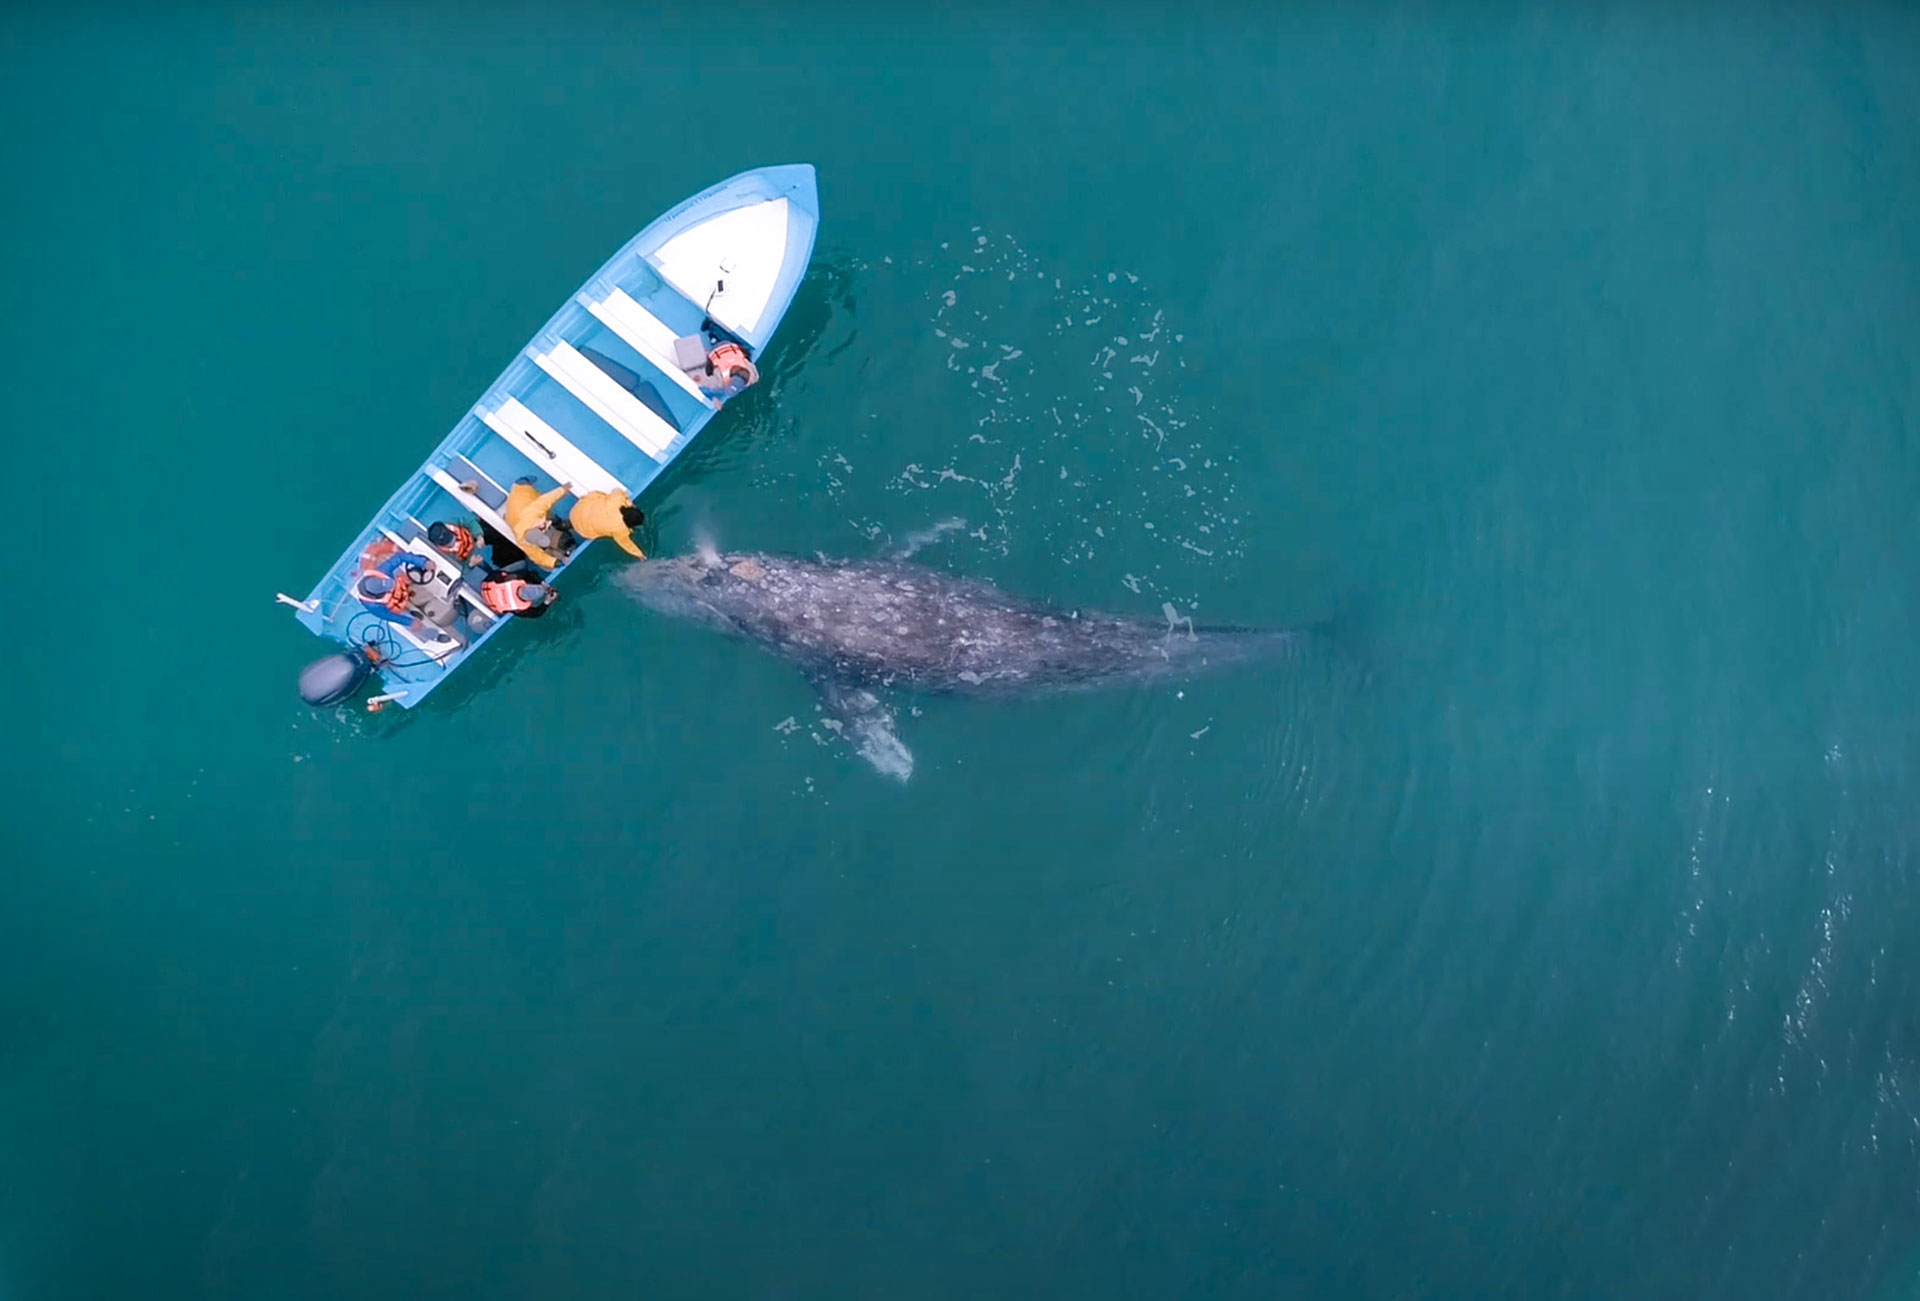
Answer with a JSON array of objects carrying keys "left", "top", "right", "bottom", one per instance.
[{"left": 614, "top": 548, "right": 773, "bottom": 634}]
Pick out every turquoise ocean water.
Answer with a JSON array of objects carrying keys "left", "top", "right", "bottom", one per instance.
[{"left": 4, "top": 5, "right": 1919, "bottom": 1298}]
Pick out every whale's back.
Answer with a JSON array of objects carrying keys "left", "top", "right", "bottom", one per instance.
[
  {"left": 745, "top": 556, "right": 1165, "bottom": 691},
  {"left": 620, "top": 551, "right": 1316, "bottom": 694}
]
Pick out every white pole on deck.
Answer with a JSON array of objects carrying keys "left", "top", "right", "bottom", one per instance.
[{"left": 365, "top": 691, "right": 408, "bottom": 713}]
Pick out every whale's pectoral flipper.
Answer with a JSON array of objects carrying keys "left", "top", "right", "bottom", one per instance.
[{"left": 808, "top": 669, "right": 914, "bottom": 782}]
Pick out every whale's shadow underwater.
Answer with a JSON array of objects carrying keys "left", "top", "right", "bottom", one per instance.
[{"left": 617, "top": 541, "right": 1350, "bottom": 781}]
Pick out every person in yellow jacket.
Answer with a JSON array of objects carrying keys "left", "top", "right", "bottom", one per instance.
[
  {"left": 567, "top": 489, "right": 648, "bottom": 559},
  {"left": 502, "top": 477, "right": 576, "bottom": 570}
]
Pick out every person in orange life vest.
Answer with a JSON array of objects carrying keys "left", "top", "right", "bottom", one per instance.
[
  {"left": 479, "top": 568, "right": 557, "bottom": 619},
  {"left": 694, "top": 342, "right": 759, "bottom": 403},
  {"left": 354, "top": 554, "right": 449, "bottom": 641},
  {"left": 427, "top": 519, "right": 488, "bottom": 566},
  {"left": 427, "top": 517, "right": 496, "bottom": 589},
  {"left": 567, "top": 490, "right": 647, "bottom": 559}
]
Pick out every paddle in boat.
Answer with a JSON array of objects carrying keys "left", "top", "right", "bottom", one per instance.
[{"left": 280, "top": 163, "right": 820, "bottom": 712}]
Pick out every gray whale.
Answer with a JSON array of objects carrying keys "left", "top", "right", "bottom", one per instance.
[{"left": 617, "top": 547, "right": 1329, "bottom": 780}]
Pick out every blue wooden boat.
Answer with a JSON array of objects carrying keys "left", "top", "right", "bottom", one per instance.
[{"left": 284, "top": 164, "right": 819, "bottom": 712}]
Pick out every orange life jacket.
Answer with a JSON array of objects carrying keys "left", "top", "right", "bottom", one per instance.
[
  {"left": 382, "top": 570, "right": 413, "bottom": 613},
  {"left": 434, "top": 523, "right": 478, "bottom": 562},
  {"left": 482, "top": 579, "right": 539, "bottom": 613},
  {"left": 356, "top": 568, "right": 413, "bottom": 614},
  {"left": 358, "top": 538, "right": 399, "bottom": 572},
  {"left": 706, "top": 342, "right": 759, "bottom": 388}
]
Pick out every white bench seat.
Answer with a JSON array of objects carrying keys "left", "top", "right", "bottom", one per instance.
[
  {"left": 448, "top": 453, "right": 509, "bottom": 509},
  {"left": 533, "top": 339, "right": 679, "bottom": 460},
  {"left": 584, "top": 288, "right": 719, "bottom": 410},
  {"left": 481, "top": 397, "right": 627, "bottom": 497},
  {"left": 427, "top": 466, "right": 515, "bottom": 539}
]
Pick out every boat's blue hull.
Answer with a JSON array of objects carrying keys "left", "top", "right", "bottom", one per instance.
[{"left": 289, "top": 164, "right": 818, "bottom": 710}]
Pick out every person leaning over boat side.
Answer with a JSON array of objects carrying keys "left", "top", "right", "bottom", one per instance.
[
  {"left": 567, "top": 489, "right": 647, "bottom": 559},
  {"left": 693, "top": 341, "right": 759, "bottom": 403},
  {"left": 503, "top": 477, "right": 577, "bottom": 570}
]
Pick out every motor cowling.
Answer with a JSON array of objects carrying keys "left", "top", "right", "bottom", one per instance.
[{"left": 297, "top": 647, "right": 372, "bottom": 707}]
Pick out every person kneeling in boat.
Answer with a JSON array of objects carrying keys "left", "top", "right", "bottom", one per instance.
[
  {"left": 567, "top": 489, "right": 647, "bottom": 559},
  {"left": 504, "top": 477, "right": 579, "bottom": 570}
]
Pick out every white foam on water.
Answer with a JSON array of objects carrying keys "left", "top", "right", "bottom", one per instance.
[
  {"left": 892, "top": 516, "right": 968, "bottom": 559},
  {"left": 820, "top": 228, "right": 1249, "bottom": 620}
]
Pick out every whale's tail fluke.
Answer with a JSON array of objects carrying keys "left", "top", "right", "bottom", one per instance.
[
  {"left": 1195, "top": 591, "right": 1372, "bottom": 680},
  {"left": 1315, "top": 586, "right": 1377, "bottom": 682}
]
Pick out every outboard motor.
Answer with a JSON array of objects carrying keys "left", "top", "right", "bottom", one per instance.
[{"left": 297, "top": 645, "right": 373, "bottom": 707}]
